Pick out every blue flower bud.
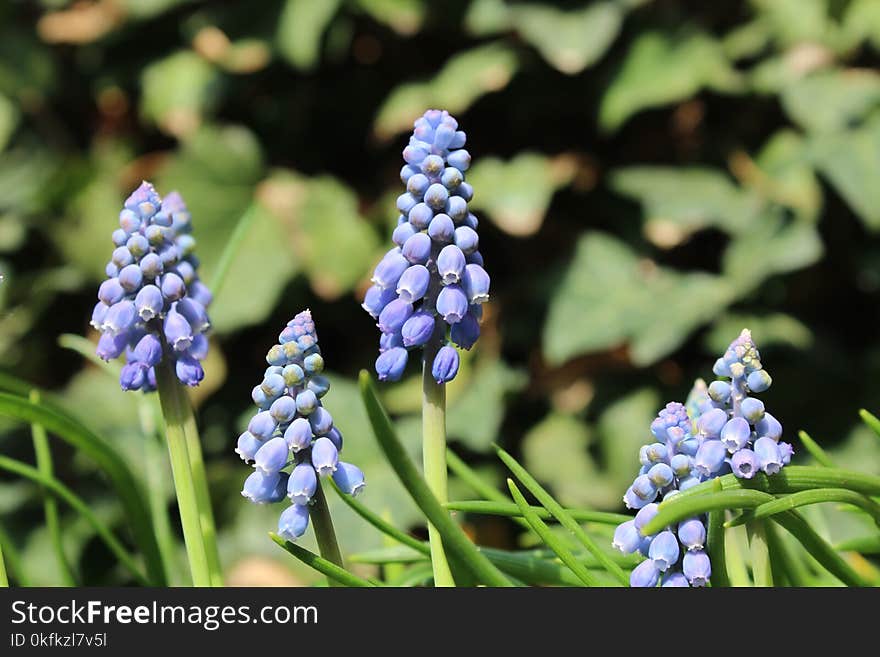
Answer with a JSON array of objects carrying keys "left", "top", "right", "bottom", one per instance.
[
  {"left": 333, "top": 462, "right": 366, "bottom": 496},
  {"left": 242, "top": 470, "right": 282, "bottom": 504},
  {"left": 694, "top": 440, "right": 727, "bottom": 477},
  {"left": 269, "top": 396, "right": 297, "bottom": 424},
  {"left": 462, "top": 263, "right": 490, "bottom": 305},
  {"left": 378, "top": 298, "right": 413, "bottom": 334},
  {"left": 112, "top": 228, "right": 128, "bottom": 246},
  {"left": 662, "top": 572, "right": 690, "bottom": 587},
  {"left": 379, "top": 332, "right": 404, "bottom": 353},
  {"left": 678, "top": 518, "right": 706, "bottom": 550},
  {"left": 707, "top": 380, "right": 731, "bottom": 404},
  {"left": 755, "top": 412, "right": 782, "bottom": 441},
  {"left": 624, "top": 486, "right": 650, "bottom": 509},
  {"left": 327, "top": 427, "right": 344, "bottom": 451},
  {"left": 730, "top": 448, "right": 759, "bottom": 479},
  {"left": 392, "top": 221, "right": 417, "bottom": 247},
  {"left": 309, "top": 406, "right": 334, "bottom": 436},
  {"left": 189, "top": 280, "right": 212, "bottom": 307},
  {"left": 454, "top": 226, "right": 479, "bottom": 254},
  {"left": 176, "top": 297, "right": 209, "bottom": 334},
  {"left": 455, "top": 181, "right": 474, "bottom": 202},
  {"left": 235, "top": 431, "right": 262, "bottom": 462},
  {"left": 408, "top": 202, "right": 433, "bottom": 230},
  {"left": 649, "top": 530, "right": 680, "bottom": 571},
  {"left": 451, "top": 311, "right": 480, "bottom": 349},
  {"left": 612, "top": 521, "right": 641, "bottom": 554},
  {"left": 160, "top": 272, "right": 186, "bottom": 301},
  {"left": 371, "top": 250, "right": 410, "bottom": 289},
  {"left": 447, "top": 149, "right": 470, "bottom": 171},
  {"left": 139, "top": 252, "right": 163, "bottom": 279},
  {"left": 678, "top": 438, "right": 699, "bottom": 457},
  {"left": 682, "top": 549, "right": 711, "bottom": 586},
  {"left": 630, "top": 559, "right": 660, "bottom": 587},
  {"left": 307, "top": 375, "right": 331, "bottom": 398},
  {"left": 678, "top": 474, "right": 702, "bottom": 491},
  {"left": 406, "top": 172, "right": 430, "bottom": 197},
  {"left": 721, "top": 417, "right": 751, "bottom": 452},
  {"left": 277, "top": 503, "right": 310, "bottom": 541},
  {"left": 446, "top": 196, "right": 468, "bottom": 223},
  {"left": 632, "top": 474, "right": 658, "bottom": 501},
  {"left": 112, "top": 246, "right": 134, "bottom": 268},
  {"left": 254, "top": 436, "right": 289, "bottom": 474},
  {"left": 304, "top": 353, "right": 324, "bottom": 375},
  {"left": 287, "top": 463, "right": 318, "bottom": 505},
  {"left": 295, "top": 389, "right": 319, "bottom": 416},
  {"left": 396, "top": 265, "right": 431, "bottom": 304},
  {"left": 97, "top": 331, "right": 130, "bottom": 361},
  {"left": 401, "top": 311, "right": 436, "bottom": 347},
  {"left": 104, "top": 300, "right": 137, "bottom": 336},
  {"left": 740, "top": 397, "right": 765, "bottom": 424},
  {"left": 311, "top": 437, "right": 339, "bottom": 476},
  {"left": 403, "top": 143, "right": 428, "bottom": 165},
  {"left": 117, "top": 264, "right": 142, "bottom": 292},
  {"left": 437, "top": 245, "right": 466, "bottom": 284},
  {"left": 402, "top": 232, "right": 431, "bottom": 264},
  {"left": 648, "top": 462, "right": 674, "bottom": 487},
  {"left": 754, "top": 436, "right": 782, "bottom": 475},
  {"left": 424, "top": 183, "right": 449, "bottom": 210},
  {"left": 376, "top": 346, "right": 408, "bottom": 381},
  {"left": 633, "top": 503, "right": 659, "bottom": 534},
  {"left": 248, "top": 410, "right": 277, "bottom": 441},
  {"left": 120, "top": 363, "right": 147, "bottom": 391},
  {"left": 135, "top": 284, "right": 164, "bottom": 321},
  {"left": 645, "top": 442, "right": 668, "bottom": 463},
  {"left": 98, "top": 278, "right": 125, "bottom": 305},
  {"left": 747, "top": 369, "right": 772, "bottom": 393},
  {"left": 440, "top": 166, "right": 462, "bottom": 190},
  {"left": 284, "top": 418, "right": 313, "bottom": 452},
  {"left": 175, "top": 355, "right": 204, "bottom": 386},
  {"left": 421, "top": 154, "right": 444, "bottom": 176},
  {"left": 432, "top": 345, "right": 460, "bottom": 384},
  {"left": 163, "top": 308, "right": 193, "bottom": 352},
  {"left": 133, "top": 333, "right": 162, "bottom": 368},
  {"left": 428, "top": 214, "right": 455, "bottom": 244},
  {"left": 670, "top": 453, "right": 692, "bottom": 477},
  {"left": 778, "top": 441, "right": 793, "bottom": 465},
  {"left": 436, "top": 285, "right": 468, "bottom": 324},
  {"left": 697, "top": 408, "right": 727, "bottom": 439},
  {"left": 396, "top": 192, "right": 418, "bottom": 215},
  {"left": 91, "top": 302, "right": 110, "bottom": 331}
]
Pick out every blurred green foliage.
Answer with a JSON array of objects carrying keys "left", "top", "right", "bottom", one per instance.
[{"left": 1, "top": 0, "right": 879, "bottom": 585}]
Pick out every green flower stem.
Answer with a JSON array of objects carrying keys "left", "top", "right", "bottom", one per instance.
[
  {"left": 747, "top": 521, "right": 773, "bottom": 587},
  {"left": 0, "top": 523, "right": 26, "bottom": 586},
  {"left": 29, "top": 390, "right": 76, "bottom": 586},
  {"left": 181, "top": 409, "right": 223, "bottom": 586},
  {"left": 725, "top": 524, "right": 752, "bottom": 587},
  {"left": 0, "top": 537, "right": 7, "bottom": 587},
  {"left": 155, "top": 358, "right": 212, "bottom": 587},
  {"left": 139, "top": 399, "right": 180, "bottom": 586},
  {"left": 706, "top": 480, "right": 730, "bottom": 588},
  {"left": 421, "top": 340, "right": 455, "bottom": 587},
  {"left": 308, "top": 480, "right": 345, "bottom": 587}
]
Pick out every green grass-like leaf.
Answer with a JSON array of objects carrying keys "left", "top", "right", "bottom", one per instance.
[
  {"left": 269, "top": 533, "right": 375, "bottom": 587},
  {"left": 358, "top": 371, "right": 513, "bottom": 586},
  {"left": 859, "top": 409, "right": 880, "bottom": 443},
  {"left": 495, "top": 445, "right": 628, "bottom": 585},
  {"left": 798, "top": 430, "right": 836, "bottom": 467},
  {"left": 445, "top": 500, "right": 631, "bottom": 525},
  {"left": 642, "top": 489, "right": 774, "bottom": 535},
  {"left": 705, "top": 479, "right": 730, "bottom": 587},
  {"left": 507, "top": 479, "right": 596, "bottom": 586},
  {"left": 726, "top": 488, "right": 880, "bottom": 527},
  {"left": 0, "top": 391, "right": 165, "bottom": 584}
]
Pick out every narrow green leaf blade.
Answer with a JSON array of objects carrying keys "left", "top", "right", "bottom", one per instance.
[
  {"left": 269, "top": 533, "right": 375, "bottom": 587},
  {"left": 798, "top": 430, "right": 836, "bottom": 467},
  {"left": 445, "top": 500, "right": 631, "bottom": 525}
]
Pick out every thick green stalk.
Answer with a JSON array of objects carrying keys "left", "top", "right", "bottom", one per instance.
[
  {"left": 0, "top": 539, "right": 8, "bottom": 587},
  {"left": 155, "top": 358, "right": 212, "bottom": 587},
  {"left": 422, "top": 339, "right": 455, "bottom": 587},
  {"left": 747, "top": 521, "right": 773, "bottom": 587},
  {"left": 139, "top": 399, "right": 180, "bottom": 585},
  {"left": 181, "top": 408, "right": 223, "bottom": 586},
  {"left": 29, "top": 390, "right": 76, "bottom": 586},
  {"left": 308, "top": 480, "right": 344, "bottom": 587}
]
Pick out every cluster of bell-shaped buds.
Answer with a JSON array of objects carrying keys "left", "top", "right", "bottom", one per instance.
[
  {"left": 614, "top": 330, "right": 792, "bottom": 587},
  {"left": 236, "top": 310, "right": 365, "bottom": 541},
  {"left": 613, "top": 402, "right": 712, "bottom": 587},
  {"left": 90, "top": 182, "right": 212, "bottom": 390},
  {"left": 363, "top": 109, "right": 489, "bottom": 384}
]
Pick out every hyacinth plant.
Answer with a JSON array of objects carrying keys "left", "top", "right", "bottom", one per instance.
[
  {"left": 362, "top": 109, "right": 489, "bottom": 586},
  {"left": 236, "top": 310, "right": 365, "bottom": 584},
  {"left": 90, "top": 182, "right": 222, "bottom": 587}
]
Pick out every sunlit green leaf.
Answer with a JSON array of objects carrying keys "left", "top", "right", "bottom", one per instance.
[
  {"left": 781, "top": 70, "right": 880, "bottom": 133},
  {"left": 140, "top": 51, "right": 220, "bottom": 138},
  {"left": 276, "top": 0, "right": 343, "bottom": 70}
]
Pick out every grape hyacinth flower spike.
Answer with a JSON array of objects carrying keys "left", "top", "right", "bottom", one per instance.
[
  {"left": 238, "top": 310, "right": 364, "bottom": 576},
  {"left": 363, "top": 109, "right": 488, "bottom": 587},
  {"left": 89, "top": 182, "right": 220, "bottom": 586},
  {"left": 364, "top": 109, "right": 488, "bottom": 383},
  {"left": 614, "top": 329, "right": 791, "bottom": 587},
  {"left": 91, "top": 182, "right": 212, "bottom": 390}
]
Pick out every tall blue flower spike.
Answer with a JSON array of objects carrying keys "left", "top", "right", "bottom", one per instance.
[
  {"left": 614, "top": 329, "right": 792, "bottom": 587},
  {"left": 91, "top": 182, "right": 212, "bottom": 390},
  {"left": 237, "top": 310, "right": 365, "bottom": 541},
  {"left": 364, "top": 109, "right": 489, "bottom": 383}
]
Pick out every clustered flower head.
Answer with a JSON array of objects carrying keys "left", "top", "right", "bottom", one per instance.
[
  {"left": 614, "top": 329, "right": 792, "bottom": 587},
  {"left": 236, "top": 310, "right": 365, "bottom": 541},
  {"left": 363, "top": 109, "right": 489, "bottom": 384},
  {"left": 90, "top": 182, "right": 212, "bottom": 390}
]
